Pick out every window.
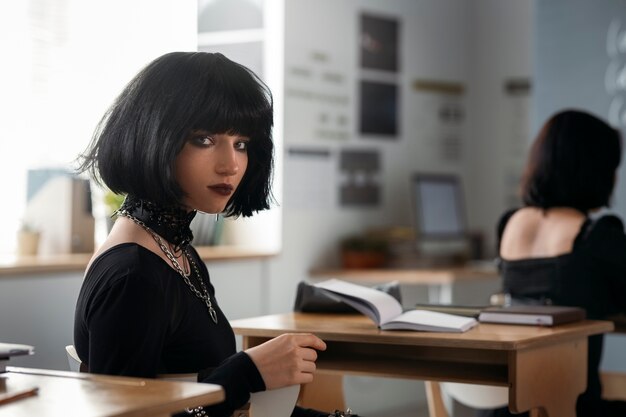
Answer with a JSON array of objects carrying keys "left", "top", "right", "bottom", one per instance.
[{"left": 0, "top": 0, "right": 196, "bottom": 256}]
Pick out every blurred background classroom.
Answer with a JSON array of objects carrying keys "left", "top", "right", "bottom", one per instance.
[{"left": 1, "top": 1, "right": 625, "bottom": 416}]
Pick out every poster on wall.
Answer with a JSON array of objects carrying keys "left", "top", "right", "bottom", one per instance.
[
  {"left": 359, "top": 80, "right": 399, "bottom": 136},
  {"left": 358, "top": 13, "right": 400, "bottom": 138},
  {"left": 606, "top": 17, "right": 626, "bottom": 129},
  {"left": 413, "top": 86, "right": 464, "bottom": 164},
  {"left": 502, "top": 78, "right": 531, "bottom": 208},
  {"left": 360, "top": 13, "right": 399, "bottom": 72},
  {"left": 285, "top": 50, "right": 351, "bottom": 143},
  {"left": 339, "top": 149, "right": 381, "bottom": 206}
]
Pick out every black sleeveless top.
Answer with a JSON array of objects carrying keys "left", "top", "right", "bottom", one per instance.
[{"left": 496, "top": 209, "right": 626, "bottom": 416}]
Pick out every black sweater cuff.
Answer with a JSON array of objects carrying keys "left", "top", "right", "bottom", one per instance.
[{"left": 197, "top": 351, "right": 265, "bottom": 417}]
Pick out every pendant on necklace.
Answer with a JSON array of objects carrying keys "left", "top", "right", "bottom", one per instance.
[{"left": 208, "top": 305, "right": 218, "bottom": 324}]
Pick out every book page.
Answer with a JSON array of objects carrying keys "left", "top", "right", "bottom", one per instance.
[
  {"left": 385, "top": 310, "right": 477, "bottom": 332},
  {"left": 313, "top": 279, "right": 403, "bottom": 325}
]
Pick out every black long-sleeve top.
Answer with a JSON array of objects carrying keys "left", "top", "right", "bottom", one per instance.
[{"left": 73, "top": 243, "right": 265, "bottom": 417}]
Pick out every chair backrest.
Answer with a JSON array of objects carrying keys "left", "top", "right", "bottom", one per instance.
[{"left": 65, "top": 344, "right": 81, "bottom": 372}]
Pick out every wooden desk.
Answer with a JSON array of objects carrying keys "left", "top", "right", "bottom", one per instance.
[
  {"left": 232, "top": 313, "right": 614, "bottom": 417},
  {"left": 0, "top": 367, "right": 224, "bottom": 417},
  {"left": 310, "top": 265, "right": 499, "bottom": 303}
]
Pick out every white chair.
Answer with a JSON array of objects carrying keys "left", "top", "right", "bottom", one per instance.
[
  {"left": 442, "top": 382, "right": 509, "bottom": 410},
  {"left": 65, "top": 344, "right": 82, "bottom": 372},
  {"left": 425, "top": 381, "right": 508, "bottom": 417}
]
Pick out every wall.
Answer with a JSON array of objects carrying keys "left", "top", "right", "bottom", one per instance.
[
  {"left": 269, "top": 1, "right": 508, "bottom": 414},
  {"left": 0, "top": 273, "right": 82, "bottom": 369},
  {"left": 534, "top": 0, "right": 626, "bottom": 374},
  {"left": 465, "top": 0, "right": 534, "bottom": 256},
  {"left": 272, "top": 0, "right": 473, "bottom": 311},
  {"left": 534, "top": 0, "right": 626, "bottom": 215}
]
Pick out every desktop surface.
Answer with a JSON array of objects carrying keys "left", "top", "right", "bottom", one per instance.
[
  {"left": 0, "top": 367, "right": 223, "bottom": 417},
  {"left": 232, "top": 312, "right": 611, "bottom": 350}
]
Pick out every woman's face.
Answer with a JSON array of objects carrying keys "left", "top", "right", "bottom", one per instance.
[{"left": 175, "top": 130, "right": 249, "bottom": 213}]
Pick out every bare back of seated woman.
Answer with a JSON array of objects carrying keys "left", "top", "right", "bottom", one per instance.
[{"left": 499, "top": 206, "right": 587, "bottom": 260}]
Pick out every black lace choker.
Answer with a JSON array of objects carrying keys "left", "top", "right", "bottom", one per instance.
[{"left": 117, "top": 196, "right": 196, "bottom": 250}]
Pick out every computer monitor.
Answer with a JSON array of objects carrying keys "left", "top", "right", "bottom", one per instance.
[{"left": 411, "top": 173, "right": 467, "bottom": 240}]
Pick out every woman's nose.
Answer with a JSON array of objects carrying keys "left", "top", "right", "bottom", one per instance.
[{"left": 215, "top": 148, "right": 239, "bottom": 176}]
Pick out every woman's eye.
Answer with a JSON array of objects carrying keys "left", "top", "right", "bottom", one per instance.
[
  {"left": 235, "top": 141, "right": 249, "bottom": 151},
  {"left": 192, "top": 135, "right": 215, "bottom": 146}
]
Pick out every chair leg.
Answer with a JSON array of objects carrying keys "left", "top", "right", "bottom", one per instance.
[
  {"left": 601, "top": 371, "right": 626, "bottom": 401},
  {"left": 424, "top": 381, "right": 450, "bottom": 417}
]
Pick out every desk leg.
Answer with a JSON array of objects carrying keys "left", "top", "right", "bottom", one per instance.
[
  {"left": 509, "top": 338, "right": 587, "bottom": 417},
  {"left": 298, "top": 372, "right": 346, "bottom": 413}
]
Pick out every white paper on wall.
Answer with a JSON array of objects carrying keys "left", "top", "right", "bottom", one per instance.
[
  {"left": 284, "top": 147, "right": 335, "bottom": 210},
  {"left": 502, "top": 78, "right": 531, "bottom": 208},
  {"left": 413, "top": 92, "right": 464, "bottom": 164},
  {"left": 285, "top": 49, "right": 351, "bottom": 143}
]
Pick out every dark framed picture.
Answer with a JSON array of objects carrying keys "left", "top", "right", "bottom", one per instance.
[
  {"left": 359, "top": 80, "right": 398, "bottom": 136},
  {"left": 360, "top": 13, "right": 399, "bottom": 72},
  {"left": 339, "top": 149, "right": 381, "bottom": 206}
]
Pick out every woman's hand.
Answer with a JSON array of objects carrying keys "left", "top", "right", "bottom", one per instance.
[{"left": 245, "top": 333, "right": 327, "bottom": 390}]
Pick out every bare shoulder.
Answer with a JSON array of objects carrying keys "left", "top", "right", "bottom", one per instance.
[
  {"left": 86, "top": 217, "right": 157, "bottom": 273},
  {"left": 501, "top": 207, "right": 587, "bottom": 259},
  {"left": 505, "top": 207, "right": 543, "bottom": 229},
  {"left": 508, "top": 207, "right": 585, "bottom": 227}
]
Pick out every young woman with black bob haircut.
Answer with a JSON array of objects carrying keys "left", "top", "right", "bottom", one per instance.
[
  {"left": 73, "top": 52, "right": 331, "bottom": 417},
  {"left": 482, "top": 109, "right": 626, "bottom": 417}
]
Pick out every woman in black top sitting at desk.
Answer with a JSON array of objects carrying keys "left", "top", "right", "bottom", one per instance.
[
  {"left": 481, "top": 110, "right": 626, "bottom": 417},
  {"left": 73, "top": 52, "right": 329, "bottom": 417}
]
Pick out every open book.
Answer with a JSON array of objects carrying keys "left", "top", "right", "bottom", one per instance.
[{"left": 312, "top": 279, "right": 477, "bottom": 332}]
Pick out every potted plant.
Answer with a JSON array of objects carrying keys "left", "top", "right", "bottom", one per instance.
[{"left": 340, "top": 235, "right": 388, "bottom": 269}]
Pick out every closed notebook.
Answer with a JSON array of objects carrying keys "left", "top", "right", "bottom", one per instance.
[{"left": 478, "top": 305, "right": 586, "bottom": 326}]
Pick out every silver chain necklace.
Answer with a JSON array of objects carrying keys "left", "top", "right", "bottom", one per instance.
[{"left": 119, "top": 210, "right": 218, "bottom": 324}]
